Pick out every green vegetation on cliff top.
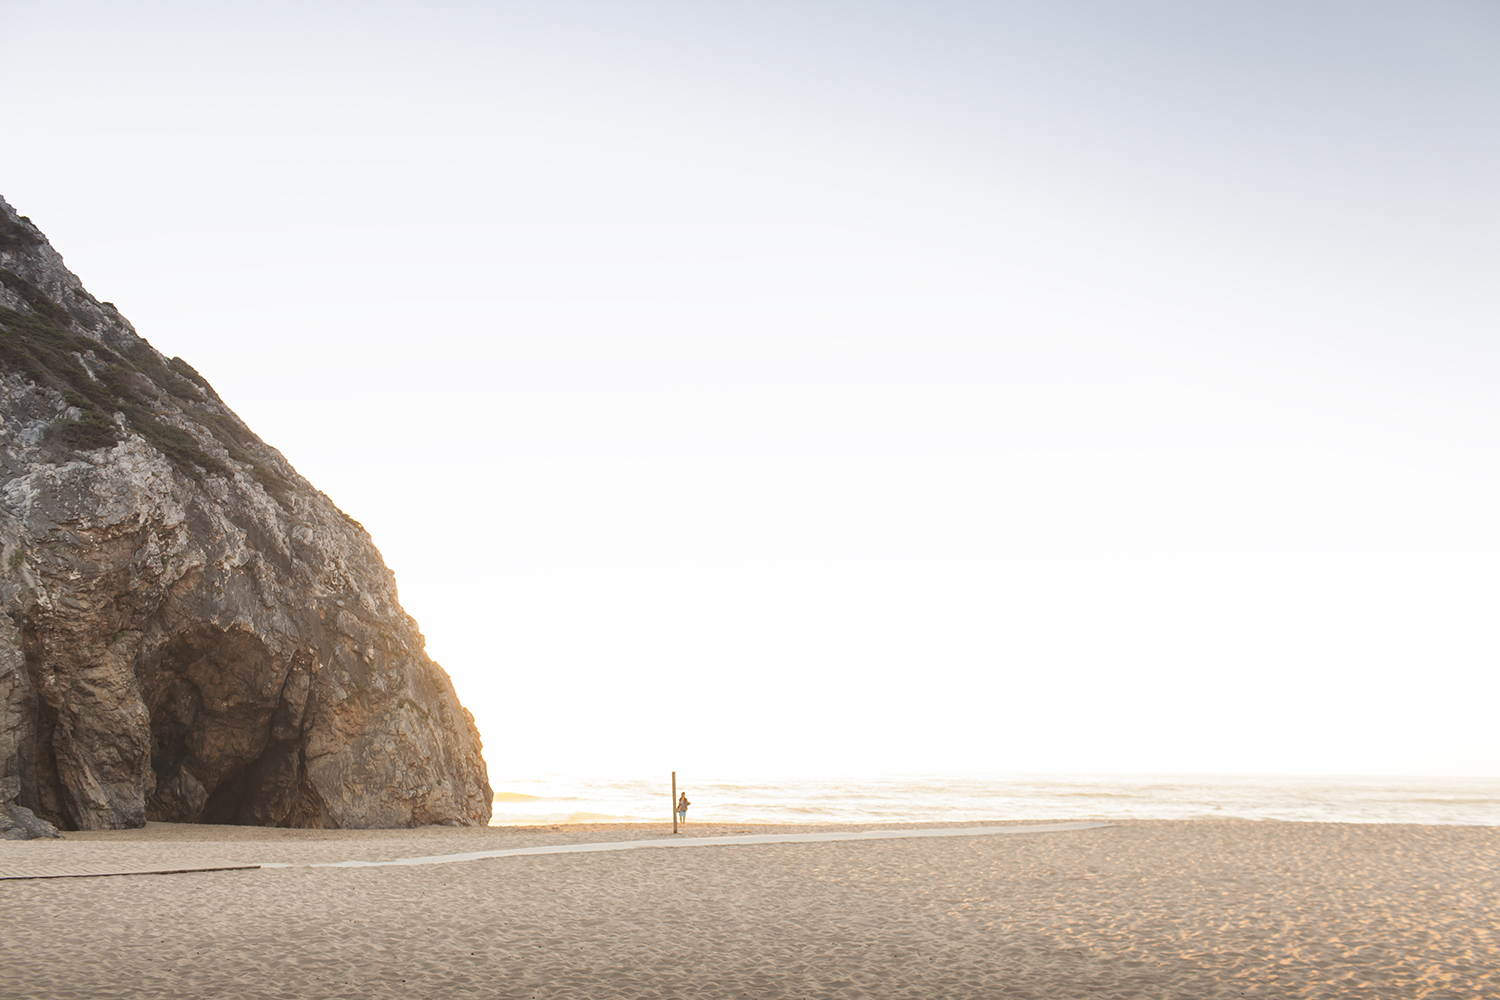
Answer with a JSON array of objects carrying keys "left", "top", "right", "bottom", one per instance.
[{"left": 0, "top": 272, "right": 292, "bottom": 507}]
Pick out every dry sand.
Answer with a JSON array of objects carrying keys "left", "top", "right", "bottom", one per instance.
[{"left": 2, "top": 818, "right": 1496, "bottom": 999}]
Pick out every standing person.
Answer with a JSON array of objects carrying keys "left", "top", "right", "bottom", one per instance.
[{"left": 677, "top": 791, "right": 690, "bottom": 826}]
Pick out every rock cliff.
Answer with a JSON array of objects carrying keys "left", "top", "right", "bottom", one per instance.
[{"left": 0, "top": 196, "right": 491, "bottom": 834}]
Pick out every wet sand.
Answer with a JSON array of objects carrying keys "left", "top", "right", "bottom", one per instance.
[{"left": 2, "top": 818, "right": 1496, "bottom": 998}]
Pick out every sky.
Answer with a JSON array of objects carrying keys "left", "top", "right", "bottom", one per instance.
[{"left": 3, "top": 1, "right": 1498, "bottom": 781}]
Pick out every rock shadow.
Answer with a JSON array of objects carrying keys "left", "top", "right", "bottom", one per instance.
[{"left": 142, "top": 626, "right": 324, "bottom": 827}]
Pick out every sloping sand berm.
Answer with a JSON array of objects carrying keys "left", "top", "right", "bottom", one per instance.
[{"left": 2, "top": 819, "right": 1495, "bottom": 998}]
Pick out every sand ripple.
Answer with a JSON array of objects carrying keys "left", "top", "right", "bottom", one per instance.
[{"left": 2, "top": 819, "right": 1495, "bottom": 998}]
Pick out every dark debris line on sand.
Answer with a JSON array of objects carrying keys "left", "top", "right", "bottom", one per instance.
[{"left": 0, "top": 865, "right": 262, "bottom": 881}]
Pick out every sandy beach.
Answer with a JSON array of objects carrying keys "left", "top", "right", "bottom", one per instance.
[{"left": 2, "top": 818, "right": 1496, "bottom": 999}]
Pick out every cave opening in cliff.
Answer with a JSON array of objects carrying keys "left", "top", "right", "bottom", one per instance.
[{"left": 142, "top": 626, "right": 315, "bottom": 826}]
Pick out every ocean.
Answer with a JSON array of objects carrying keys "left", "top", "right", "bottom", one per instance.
[{"left": 488, "top": 773, "right": 1500, "bottom": 827}]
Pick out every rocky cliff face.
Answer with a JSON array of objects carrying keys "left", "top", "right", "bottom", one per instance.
[{"left": 0, "top": 197, "right": 491, "bottom": 834}]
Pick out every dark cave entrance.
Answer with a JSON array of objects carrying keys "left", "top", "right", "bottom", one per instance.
[
  {"left": 18, "top": 614, "right": 326, "bottom": 830},
  {"left": 142, "top": 627, "right": 323, "bottom": 827}
]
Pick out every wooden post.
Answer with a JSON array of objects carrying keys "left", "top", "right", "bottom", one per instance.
[{"left": 672, "top": 771, "right": 678, "bottom": 834}]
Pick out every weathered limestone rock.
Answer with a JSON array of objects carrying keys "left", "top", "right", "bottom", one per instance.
[
  {"left": 0, "top": 196, "right": 491, "bottom": 833},
  {"left": 1, "top": 802, "right": 60, "bottom": 840}
]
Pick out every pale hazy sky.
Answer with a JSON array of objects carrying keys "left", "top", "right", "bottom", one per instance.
[{"left": 4, "top": 1, "right": 1499, "bottom": 779}]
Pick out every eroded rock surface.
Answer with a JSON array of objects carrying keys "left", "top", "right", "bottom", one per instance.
[{"left": 0, "top": 196, "right": 491, "bottom": 834}]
